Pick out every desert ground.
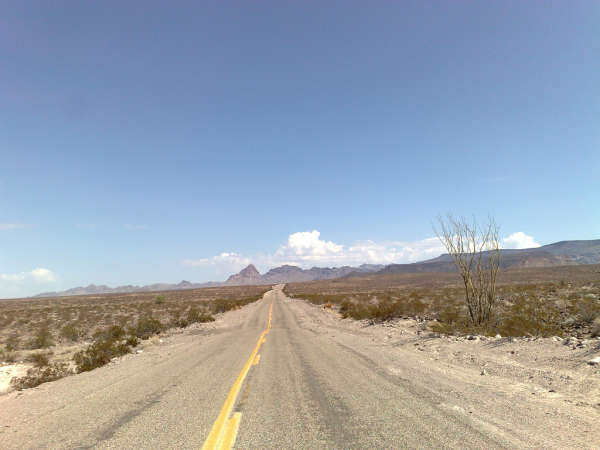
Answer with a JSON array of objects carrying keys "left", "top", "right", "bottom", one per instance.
[{"left": 0, "top": 266, "right": 599, "bottom": 448}]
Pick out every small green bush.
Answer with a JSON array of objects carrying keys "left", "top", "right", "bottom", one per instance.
[
  {"left": 1, "top": 351, "right": 18, "bottom": 364},
  {"left": 125, "top": 336, "right": 140, "bottom": 347},
  {"left": 26, "top": 351, "right": 53, "bottom": 367},
  {"left": 571, "top": 297, "right": 600, "bottom": 325},
  {"left": 73, "top": 340, "right": 132, "bottom": 373},
  {"left": 186, "top": 307, "right": 214, "bottom": 324},
  {"left": 60, "top": 325, "right": 80, "bottom": 341},
  {"left": 170, "top": 310, "right": 189, "bottom": 328},
  {"left": 154, "top": 294, "right": 167, "bottom": 304},
  {"left": 132, "top": 316, "right": 165, "bottom": 339},
  {"left": 26, "top": 329, "right": 54, "bottom": 349},
  {"left": 5, "top": 334, "right": 20, "bottom": 351},
  {"left": 107, "top": 324, "right": 127, "bottom": 340},
  {"left": 11, "top": 363, "right": 73, "bottom": 390}
]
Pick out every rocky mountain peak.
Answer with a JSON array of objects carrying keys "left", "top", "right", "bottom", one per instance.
[{"left": 239, "top": 264, "right": 260, "bottom": 277}]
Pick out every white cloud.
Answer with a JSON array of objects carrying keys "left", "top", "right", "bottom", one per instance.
[
  {"left": 184, "top": 229, "right": 542, "bottom": 277},
  {"left": 29, "top": 268, "right": 58, "bottom": 282},
  {"left": 0, "top": 223, "right": 32, "bottom": 230},
  {"left": 501, "top": 232, "right": 540, "bottom": 249},
  {"left": 184, "top": 231, "right": 449, "bottom": 274},
  {"left": 274, "top": 230, "right": 343, "bottom": 260},
  {"left": 182, "top": 253, "right": 253, "bottom": 274},
  {"left": 0, "top": 268, "right": 59, "bottom": 297},
  {"left": 0, "top": 268, "right": 58, "bottom": 284}
]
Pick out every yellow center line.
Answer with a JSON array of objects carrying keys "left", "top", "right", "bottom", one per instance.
[
  {"left": 219, "top": 412, "right": 241, "bottom": 450},
  {"left": 201, "top": 303, "right": 273, "bottom": 450}
]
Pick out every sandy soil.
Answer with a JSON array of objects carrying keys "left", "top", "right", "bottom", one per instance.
[{"left": 285, "top": 297, "right": 600, "bottom": 413}]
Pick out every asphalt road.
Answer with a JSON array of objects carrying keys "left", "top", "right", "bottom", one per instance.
[{"left": 0, "top": 285, "right": 565, "bottom": 449}]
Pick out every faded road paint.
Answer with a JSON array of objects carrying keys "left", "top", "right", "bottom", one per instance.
[{"left": 200, "top": 303, "right": 273, "bottom": 450}]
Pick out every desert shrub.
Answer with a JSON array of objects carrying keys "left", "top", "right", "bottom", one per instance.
[
  {"left": 60, "top": 325, "right": 80, "bottom": 341},
  {"left": 591, "top": 318, "right": 600, "bottom": 338},
  {"left": 170, "top": 310, "right": 189, "bottom": 328},
  {"left": 131, "top": 316, "right": 165, "bottom": 339},
  {"left": 125, "top": 336, "right": 140, "bottom": 347},
  {"left": 26, "top": 329, "right": 54, "bottom": 349},
  {"left": 570, "top": 297, "right": 600, "bottom": 325},
  {"left": 10, "top": 363, "right": 73, "bottom": 390},
  {"left": 5, "top": 334, "right": 20, "bottom": 351},
  {"left": 154, "top": 294, "right": 167, "bottom": 304},
  {"left": 495, "top": 293, "right": 563, "bottom": 337},
  {"left": 107, "top": 324, "right": 127, "bottom": 340},
  {"left": 2, "top": 351, "right": 18, "bottom": 364},
  {"left": 186, "top": 307, "right": 214, "bottom": 324},
  {"left": 339, "top": 301, "right": 377, "bottom": 320},
  {"left": 73, "top": 340, "right": 132, "bottom": 373},
  {"left": 338, "top": 296, "right": 428, "bottom": 322},
  {"left": 211, "top": 293, "right": 266, "bottom": 314},
  {"left": 26, "top": 351, "right": 53, "bottom": 367},
  {"left": 211, "top": 298, "right": 237, "bottom": 313}
]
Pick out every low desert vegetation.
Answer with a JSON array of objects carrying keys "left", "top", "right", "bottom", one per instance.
[
  {"left": 154, "top": 294, "right": 167, "bottom": 304},
  {"left": 284, "top": 274, "right": 600, "bottom": 339},
  {"left": 1, "top": 285, "right": 272, "bottom": 389}
]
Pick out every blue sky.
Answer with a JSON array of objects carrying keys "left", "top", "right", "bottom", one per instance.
[{"left": 1, "top": 1, "right": 599, "bottom": 298}]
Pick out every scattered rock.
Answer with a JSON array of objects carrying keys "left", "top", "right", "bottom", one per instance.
[
  {"left": 564, "top": 337, "right": 579, "bottom": 346},
  {"left": 467, "top": 335, "right": 478, "bottom": 341},
  {"left": 481, "top": 369, "right": 487, "bottom": 375},
  {"left": 495, "top": 334, "right": 502, "bottom": 339},
  {"left": 587, "top": 357, "right": 600, "bottom": 366},
  {"left": 422, "top": 320, "right": 440, "bottom": 331}
]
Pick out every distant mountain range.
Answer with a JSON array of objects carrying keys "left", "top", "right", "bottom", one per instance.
[
  {"left": 343, "top": 239, "right": 600, "bottom": 278},
  {"left": 223, "top": 263, "right": 385, "bottom": 286},
  {"left": 33, "top": 280, "right": 222, "bottom": 298},
  {"left": 33, "top": 239, "right": 599, "bottom": 298},
  {"left": 32, "top": 263, "right": 385, "bottom": 298}
]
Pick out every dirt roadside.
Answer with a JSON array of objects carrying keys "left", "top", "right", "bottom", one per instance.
[{"left": 284, "top": 295, "right": 600, "bottom": 448}]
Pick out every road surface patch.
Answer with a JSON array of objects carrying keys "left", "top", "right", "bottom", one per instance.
[{"left": 200, "top": 303, "right": 272, "bottom": 450}]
